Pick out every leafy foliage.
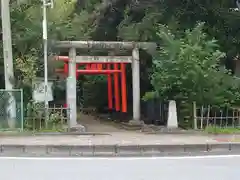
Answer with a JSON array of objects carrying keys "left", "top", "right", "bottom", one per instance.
[
  {"left": 2, "top": 0, "right": 240, "bottom": 129},
  {"left": 149, "top": 22, "right": 240, "bottom": 106},
  {"left": 15, "top": 55, "right": 38, "bottom": 86}
]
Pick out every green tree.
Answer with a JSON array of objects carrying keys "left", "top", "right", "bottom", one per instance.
[
  {"left": 150, "top": 22, "right": 240, "bottom": 105},
  {"left": 3, "top": 0, "right": 240, "bottom": 122},
  {"left": 146, "top": 22, "right": 240, "bottom": 127}
]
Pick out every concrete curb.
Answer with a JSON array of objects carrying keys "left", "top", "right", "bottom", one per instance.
[
  {"left": 0, "top": 132, "right": 111, "bottom": 137},
  {"left": 0, "top": 142, "right": 240, "bottom": 157},
  {"left": 33, "top": 132, "right": 111, "bottom": 136}
]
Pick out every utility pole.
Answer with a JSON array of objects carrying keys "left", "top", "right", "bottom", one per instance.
[
  {"left": 1, "top": 0, "right": 16, "bottom": 128},
  {"left": 42, "top": 0, "right": 53, "bottom": 127},
  {"left": 42, "top": 0, "right": 49, "bottom": 127}
]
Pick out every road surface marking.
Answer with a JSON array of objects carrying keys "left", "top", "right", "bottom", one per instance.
[{"left": 0, "top": 154, "right": 240, "bottom": 160}]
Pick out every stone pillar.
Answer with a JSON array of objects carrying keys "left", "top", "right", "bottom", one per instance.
[
  {"left": 167, "top": 100, "right": 178, "bottom": 128},
  {"left": 67, "top": 48, "right": 77, "bottom": 128},
  {"left": 131, "top": 48, "right": 141, "bottom": 123}
]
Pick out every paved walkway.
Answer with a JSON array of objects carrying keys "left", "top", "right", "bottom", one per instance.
[{"left": 0, "top": 133, "right": 239, "bottom": 145}]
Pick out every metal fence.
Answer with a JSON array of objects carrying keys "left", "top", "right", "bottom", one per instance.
[
  {"left": 194, "top": 103, "right": 240, "bottom": 129},
  {"left": 25, "top": 103, "right": 69, "bottom": 131},
  {"left": 0, "top": 89, "right": 23, "bottom": 131}
]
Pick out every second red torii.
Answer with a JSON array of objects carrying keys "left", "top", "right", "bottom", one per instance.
[{"left": 55, "top": 56, "right": 127, "bottom": 113}]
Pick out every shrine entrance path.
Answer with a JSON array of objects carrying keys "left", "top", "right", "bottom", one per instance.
[{"left": 77, "top": 112, "right": 127, "bottom": 133}]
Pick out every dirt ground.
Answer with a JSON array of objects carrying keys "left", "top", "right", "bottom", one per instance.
[
  {"left": 76, "top": 112, "right": 196, "bottom": 134},
  {"left": 77, "top": 112, "right": 127, "bottom": 132}
]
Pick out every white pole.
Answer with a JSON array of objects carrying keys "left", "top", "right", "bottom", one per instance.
[
  {"left": 67, "top": 48, "right": 77, "bottom": 128},
  {"left": 193, "top": 102, "right": 197, "bottom": 130},
  {"left": 43, "top": 0, "right": 49, "bottom": 126},
  {"left": 1, "top": 0, "right": 17, "bottom": 128},
  {"left": 131, "top": 48, "right": 141, "bottom": 123}
]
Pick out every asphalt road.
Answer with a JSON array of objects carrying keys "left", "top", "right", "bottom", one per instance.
[{"left": 1, "top": 155, "right": 239, "bottom": 180}]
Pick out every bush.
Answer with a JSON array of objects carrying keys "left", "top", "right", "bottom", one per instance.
[
  {"left": 145, "top": 22, "right": 240, "bottom": 127},
  {"left": 148, "top": 22, "right": 240, "bottom": 105}
]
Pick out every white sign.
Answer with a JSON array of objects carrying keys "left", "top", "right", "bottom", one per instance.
[{"left": 33, "top": 80, "right": 53, "bottom": 102}]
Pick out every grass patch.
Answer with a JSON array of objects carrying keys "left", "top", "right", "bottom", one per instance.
[{"left": 205, "top": 126, "right": 240, "bottom": 134}]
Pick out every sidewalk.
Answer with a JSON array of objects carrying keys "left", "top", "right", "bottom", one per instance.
[
  {"left": 0, "top": 132, "right": 240, "bottom": 156},
  {"left": 0, "top": 132, "right": 225, "bottom": 145}
]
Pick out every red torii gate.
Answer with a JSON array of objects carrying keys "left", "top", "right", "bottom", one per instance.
[{"left": 54, "top": 56, "right": 128, "bottom": 113}]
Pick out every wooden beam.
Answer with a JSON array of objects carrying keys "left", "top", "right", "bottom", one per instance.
[
  {"left": 53, "top": 41, "right": 156, "bottom": 52},
  {"left": 55, "top": 56, "right": 133, "bottom": 63}
]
